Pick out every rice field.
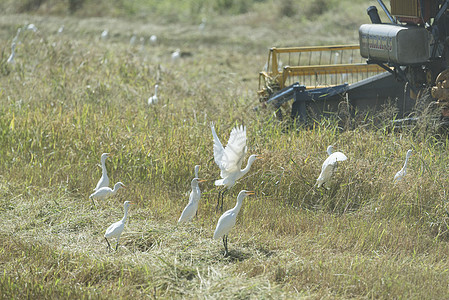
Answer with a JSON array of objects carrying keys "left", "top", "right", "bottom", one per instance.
[{"left": 1, "top": 1, "right": 449, "bottom": 298}]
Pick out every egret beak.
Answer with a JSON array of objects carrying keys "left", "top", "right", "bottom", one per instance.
[
  {"left": 198, "top": 179, "right": 207, "bottom": 183},
  {"left": 256, "top": 155, "right": 263, "bottom": 159},
  {"left": 246, "top": 191, "right": 255, "bottom": 196}
]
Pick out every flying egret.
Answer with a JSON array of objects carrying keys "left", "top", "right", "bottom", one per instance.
[
  {"left": 104, "top": 201, "right": 132, "bottom": 251},
  {"left": 394, "top": 149, "right": 413, "bottom": 182},
  {"left": 213, "top": 190, "right": 255, "bottom": 256},
  {"left": 316, "top": 145, "right": 347, "bottom": 189},
  {"left": 94, "top": 153, "right": 112, "bottom": 191},
  {"left": 89, "top": 182, "right": 125, "bottom": 205},
  {"left": 7, "top": 43, "right": 15, "bottom": 64},
  {"left": 211, "top": 122, "right": 261, "bottom": 211},
  {"left": 178, "top": 178, "right": 207, "bottom": 223},
  {"left": 148, "top": 84, "right": 159, "bottom": 105}
]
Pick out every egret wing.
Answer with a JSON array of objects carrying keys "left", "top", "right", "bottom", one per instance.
[
  {"left": 211, "top": 123, "right": 225, "bottom": 167},
  {"left": 220, "top": 125, "right": 247, "bottom": 177}
]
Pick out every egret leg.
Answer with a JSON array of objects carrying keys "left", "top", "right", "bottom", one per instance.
[
  {"left": 216, "top": 188, "right": 227, "bottom": 212},
  {"left": 105, "top": 237, "right": 111, "bottom": 252},
  {"left": 115, "top": 237, "right": 120, "bottom": 251},
  {"left": 223, "top": 235, "right": 228, "bottom": 257},
  {"left": 90, "top": 196, "right": 97, "bottom": 208}
]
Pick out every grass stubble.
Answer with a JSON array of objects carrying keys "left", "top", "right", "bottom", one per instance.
[{"left": 2, "top": 2, "right": 449, "bottom": 299}]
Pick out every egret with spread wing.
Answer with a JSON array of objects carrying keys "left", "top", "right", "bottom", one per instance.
[
  {"left": 211, "top": 122, "right": 260, "bottom": 212},
  {"left": 316, "top": 145, "right": 347, "bottom": 189}
]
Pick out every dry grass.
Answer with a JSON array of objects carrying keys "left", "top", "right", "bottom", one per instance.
[{"left": 2, "top": 1, "right": 449, "bottom": 298}]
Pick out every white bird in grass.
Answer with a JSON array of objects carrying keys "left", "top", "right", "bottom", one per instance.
[
  {"left": 104, "top": 201, "right": 132, "bottom": 251},
  {"left": 27, "top": 24, "right": 38, "bottom": 32},
  {"left": 149, "top": 34, "right": 157, "bottom": 44},
  {"left": 178, "top": 178, "right": 206, "bottom": 223},
  {"left": 7, "top": 43, "right": 16, "bottom": 64},
  {"left": 213, "top": 190, "right": 255, "bottom": 257},
  {"left": 211, "top": 122, "right": 261, "bottom": 212},
  {"left": 171, "top": 49, "right": 181, "bottom": 62},
  {"left": 148, "top": 84, "right": 159, "bottom": 105},
  {"left": 89, "top": 182, "right": 125, "bottom": 205},
  {"left": 316, "top": 145, "right": 347, "bottom": 189},
  {"left": 94, "top": 153, "right": 112, "bottom": 191},
  {"left": 394, "top": 149, "right": 413, "bottom": 182},
  {"left": 101, "top": 30, "right": 108, "bottom": 40}
]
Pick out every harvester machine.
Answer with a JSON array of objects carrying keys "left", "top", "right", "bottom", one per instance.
[{"left": 259, "top": 0, "right": 449, "bottom": 125}]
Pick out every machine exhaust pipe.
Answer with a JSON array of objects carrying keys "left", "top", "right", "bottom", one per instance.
[{"left": 367, "top": 6, "right": 382, "bottom": 24}]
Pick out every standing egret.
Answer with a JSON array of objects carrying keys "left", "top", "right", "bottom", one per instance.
[
  {"left": 149, "top": 34, "right": 157, "bottom": 44},
  {"left": 89, "top": 182, "right": 125, "bottom": 205},
  {"left": 101, "top": 30, "right": 108, "bottom": 40},
  {"left": 394, "top": 149, "right": 413, "bottom": 182},
  {"left": 94, "top": 153, "right": 112, "bottom": 191},
  {"left": 199, "top": 18, "right": 207, "bottom": 32},
  {"left": 178, "top": 178, "right": 206, "bottom": 223},
  {"left": 171, "top": 49, "right": 181, "bottom": 62},
  {"left": 104, "top": 201, "right": 132, "bottom": 251},
  {"left": 129, "top": 35, "right": 137, "bottom": 45},
  {"left": 148, "top": 84, "right": 159, "bottom": 105},
  {"left": 213, "top": 190, "right": 255, "bottom": 256},
  {"left": 316, "top": 145, "right": 347, "bottom": 188},
  {"left": 57, "top": 25, "right": 64, "bottom": 34},
  {"left": 211, "top": 122, "right": 261, "bottom": 211},
  {"left": 7, "top": 43, "right": 15, "bottom": 64},
  {"left": 27, "top": 24, "right": 38, "bottom": 32}
]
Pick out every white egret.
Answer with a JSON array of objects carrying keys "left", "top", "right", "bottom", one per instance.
[
  {"left": 171, "top": 49, "right": 181, "bottom": 62},
  {"left": 211, "top": 122, "right": 261, "bottom": 211},
  {"left": 213, "top": 190, "right": 255, "bottom": 256},
  {"left": 394, "top": 149, "right": 413, "bottom": 182},
  {"left": 101, "top": 30, "right": 108, "bottom": 40},
  {"left": 199, "top": 18, "right": 207, "bottom": 32},
  {"left": 57, "top": 25, "right": 64, "bottom": 34},
  {"left": 316, "top": 145, "right": 347, "bottom": 189},
  {"left": 94, "top": 153, "right": 112, "bottom": 191},
  {"left": 149, "top": 34, "right": 157, "bottom": 44},
  {"left": 148, "top": 84, "right": 159, "bottom": 105},
  {"left": 27, "top": 24, "right": 38, "bottom": 32},
  {"left": 178, "top": 178, "right": 206, "bottom": 223},
  {"left": 89, "top": 182, "right": 125, "bottom": 205},
  {"left": 129, "top": 35, "right": 137, "bottom": 45},
  {"left": 7, "top": 43, "right": 15, "bottom": 64},
  {"left": 104, "top": 201, "right": 132, "bottom": 251}
]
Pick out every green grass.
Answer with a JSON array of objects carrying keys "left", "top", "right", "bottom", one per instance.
[{"left": 2, "top": 1, "right": 449, "bottom": 298}]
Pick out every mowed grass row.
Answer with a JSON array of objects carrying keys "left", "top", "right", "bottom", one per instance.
[{"left": 2, "top": 12, "right": 449, "bottom": 298}]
